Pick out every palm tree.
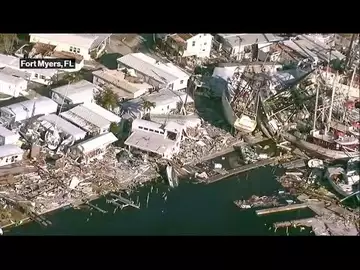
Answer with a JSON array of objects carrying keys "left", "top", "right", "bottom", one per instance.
[
  {"left": 95, "top": 86, "right": 119, "bottom": 112},
  {"left": 140, "top": 97, "right": 156, "bottom": 120}
]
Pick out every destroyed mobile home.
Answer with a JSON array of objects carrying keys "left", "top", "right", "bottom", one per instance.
[{"left": 0, "top": 33, "right": 359, "bottom": 235}]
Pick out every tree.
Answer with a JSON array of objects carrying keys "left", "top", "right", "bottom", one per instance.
[
  {"left": 110, "top": 122, "right": 121, "bottom": 136},
  {"left": 62, "top": 72, "right": 83, "bottom": 84},
  {"left": 0, "top": 34, "right": 18, "bottom": 54},
  {"left": 95, "top": 86, "right": 119, "bottom": 111},
  {"left": 140, "top": 97, "right": 156, "bottom": 120}
]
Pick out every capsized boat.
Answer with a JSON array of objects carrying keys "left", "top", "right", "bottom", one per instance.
[{"left": 325, "top": 156, "right": 360, "bottom": 199}]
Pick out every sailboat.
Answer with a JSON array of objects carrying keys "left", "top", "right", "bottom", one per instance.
[{"left": 283, "top": 71, "right": 359, "bottom": 159}]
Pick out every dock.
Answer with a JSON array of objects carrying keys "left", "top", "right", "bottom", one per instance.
[
  {"left": 110, "top": 193, "right": 140, "bottom": 209},
  {"left": 255, "top": 203, "right": 308, "bottom": 216},
  {"left": 273, "top": 217, "right": 316, "bottom": 229},
  {"left": 206, "top": 157, "right": 279, "bottom": 184}
]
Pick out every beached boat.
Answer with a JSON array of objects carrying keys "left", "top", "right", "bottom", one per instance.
[
  {"left": 325, "top": 157, "right": 360, "bottom": 200},
  {"left": 222, "top": 69, "right": 260, "bottom": 133}
]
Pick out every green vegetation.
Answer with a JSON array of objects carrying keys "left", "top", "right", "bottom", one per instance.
[
  {"left": 140, "top": 97, "right": 156, "bottom": 120},
  {"left": 110, "top": 122, "right": 121, "bottom": 136},
  {"left": 95, "top": 86, "right": 119, "bottom": 111}
]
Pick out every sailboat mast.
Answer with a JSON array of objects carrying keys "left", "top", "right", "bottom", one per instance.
[
  {"left": 327, "top": 71, "right": 338, "bottom": 132},
  {"left": 342, "top": 65, "right": 357, "bottom": 121},
  {"left": 313, "top": 79, "right": 320, "bottom": 131}
]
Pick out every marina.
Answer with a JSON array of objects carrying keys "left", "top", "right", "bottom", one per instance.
[{"left": 0, "top": 33, "right": 359, "bottom": 235}]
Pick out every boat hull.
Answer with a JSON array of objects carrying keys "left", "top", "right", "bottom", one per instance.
[
  {"left": 282, "top": 132, "right": 359, "bottom": 160},
  {"left": 222, "top": 92, "right": 256, "bottom": 133},
  {"left": 325, "top": 167, "right": 353, "bottom": 197}
]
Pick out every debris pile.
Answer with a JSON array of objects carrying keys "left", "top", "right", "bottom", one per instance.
[
  {"left": 177, "top": 121, "right": 240, "bottom": 164},
  {"left": 0, "top": 145, "right": 159, "bottom": 226},
  {"left": 234, "top": 195, "right": 281, "bottom": 209}
]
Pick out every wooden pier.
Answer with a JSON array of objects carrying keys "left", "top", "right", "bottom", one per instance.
[
  {"left": 110, "top": 193, "right": 140, "bottom": 209},
  {"left": 273, "top": 218, "right": 316, "bottom": 229},
  {"left": 84, "top": 202, "right": 108, "bottom": 214},
  {"left": 206, "top": 157, "right": 279, "bottom": 184},
  {"left": 255, "top": 203, "right": 308, "bottom": 216}
]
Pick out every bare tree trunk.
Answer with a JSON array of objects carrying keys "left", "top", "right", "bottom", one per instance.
[{"left": 1, "top": 34, "right": 18, "bottom": 54}]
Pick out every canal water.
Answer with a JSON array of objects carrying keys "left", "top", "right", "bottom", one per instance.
[{"left": 7, "top": 166, "right": 315, "bottom": 236}]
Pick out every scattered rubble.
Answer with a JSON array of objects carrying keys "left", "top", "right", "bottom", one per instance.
[
  {"left": 177, "top": 121, "right": 241, "bottom": 164},
  {"left": 234, "top": 195, "right": 281, "bottom": 209},
  {"left": 0, "top": 145, "right": 159, "bottom": 228}
]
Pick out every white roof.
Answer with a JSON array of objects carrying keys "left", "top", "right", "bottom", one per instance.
[
  {"left": 39, "top": 114, "right": 87, "bottom": 140},
  {"left": 51, "top": 80, "right": 96, "bottom": 103},
  {"left": 30, "top": 34, "right": 111, "bottom": 50},
  {"left": 219, "top": 33, "right": 282, "bottom": 47},
  {"left": 0, "top": 125, "right": 18, "bottom": 138},
  {"left": 1, "top": 96, "right": 58, "bottom": 122},
  {"left": 0, "top": 72, "right": 26, "bottom": 85},
  {"left": 92, "top": 69, "right": 153, "bottom": 94},
  {"left": 60, "top": 105, "right": 110, "bottom": 131},
  {"left": 125, "top": 130, "right": 175, "bottom": 155},
  {"left": 76, "top": 132, "right": 117, "bottom": 154},
  {"left": 82, "top": 102, "right": 121, "bottom": 123},
  {"left": 117, "top": 53, "right": 189, "bottom": 84},
  {"left": 0, "top": 53, "right": 57, "bottom": 77},
  {"left": 0, "top": 144, "right": 24, "bottom": 158},
  {"left": 164, "top": 122, "right": 183, "bottom": 133}
]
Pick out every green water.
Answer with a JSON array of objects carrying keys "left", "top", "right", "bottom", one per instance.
[{"left": 8, "top": 166, "right": 315, "bottom": 236}]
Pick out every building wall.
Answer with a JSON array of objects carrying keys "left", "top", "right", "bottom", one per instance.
[
  {"left": 28, "top": 72, "right": 54, "bottom": 85},
  {"left": 0, "top": 133, "right": 20, "bottom": 146},
  {"left": 0, "top": 153, "right": 22, "bottom": 167},
  {"left": 0, "top": 79, "right": 27, "bottom": 97},
  {"left": 149, "top": 100, "right": 180, "bottom": 115},
  {"left": 30, "top": 35, "right": 91, "bottom": 60},
  {"left": 170, "top": 77, "right": 189, "bottom": 92},
  {"left": 183, "top": 34, "right": 213, "bottom": 58}
]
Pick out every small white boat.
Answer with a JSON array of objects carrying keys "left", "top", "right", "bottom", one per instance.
[
  {"left": 308, "top": 159, "right": 324, "bottom": 169},
  {"left": 166, "top": 165, "right": 179, "bottom": 188}
]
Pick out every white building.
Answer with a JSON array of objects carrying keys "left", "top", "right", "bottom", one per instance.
[
  {"left": 82, "top": 102, "right": 121, "bottom": 124},
  {"left": 0, "top": 96, "right": 58, "bottom": 123},
  {"left": 51, "top": 80, "right": 97, "bottom": 105},
  {"left": 216, "top": 34, "right": 283, "bottom": 60},
  {"left": 0, "top": 72, "right": 28, "bottom": 98},
  {"left": 0, "top": 54, "right": 58, "bottom": 85},
  {"left": 0, "top": 144, "right": 24, "bottom": 167},
  {"left": 125, "top": 119, "right": 183, "bottom": 159},
  {"left": 92, "top": 69, "right": 153, "bottom": 99},
  {"left": 29, "top": 34, "right": 111, "bottom": 60},
  {"left": 39, "top": 114, "right": 87, "bottom": 142},
  {"left": 117, "top": 53, "right": 190, "bottom": 91},
  {"left": 70, "top": 132, "right": 117, "bottom": 162},
  {"left": 0, "top": 125, "right": 20, "bottom": 146},
  {"left": 121, "top": 88, "right": 194, "bottom": 118},
  {"left": 60, "top": 105, "right": 112, "bottom": 135},
  {"left": 159, "top": 34, "right": 213, "bottom": 58}
]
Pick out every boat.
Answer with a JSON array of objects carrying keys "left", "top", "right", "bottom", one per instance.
[
  {"left": 325, "top": 157, "right": 360, "bottom": 200},
  {"left": 307, "top": 159, "right": 324, "bottom": 169},
  {"left": 222, "top": 67, "right": 261, "bottom": 134},
  {"left": 166, "top": 164, "right": 179, "bottom": 188},
  {"left": 349, "top": 122, "right": 360, "bottom": 137}
]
